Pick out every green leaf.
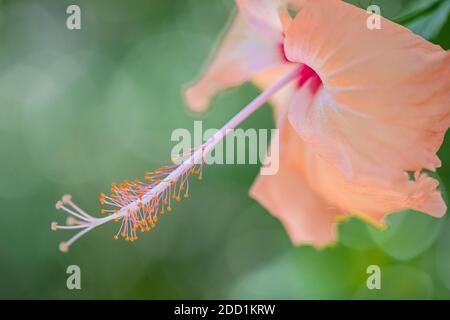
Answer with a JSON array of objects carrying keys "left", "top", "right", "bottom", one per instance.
[
  {"left": 227, "top": 247, "right": 355, "bottom": 299},
  {"left": 339, "top": 218, "right": 377, "bottom": 251},
  {"left": 368, "top": 210, "right": 444, "bottom": 261},
  {"left": 393, "top": 0, "right": 443, "bottom": 24},
  {"left": 353, "top": 265, "right": 434, "bottom": 299},
  {"left": 405, "top": 0, "right": 450, "bottom": 40},
  {"left": 436, "top": 219, "right": 450, "bottom": 291},
  {"left": 346, "top": 0, "right": 405, "bottom": 19}
]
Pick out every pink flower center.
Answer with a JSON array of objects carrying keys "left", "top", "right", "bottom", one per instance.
[
  {"left": 278, "top": 43, "right": 322, "bottom": 94},
  {"left": 297, "top": 64, "right": 322, "bottom": 94}
]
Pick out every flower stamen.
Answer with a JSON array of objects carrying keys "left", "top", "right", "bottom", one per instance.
[{"left": 52, "top": 67, "right": 300, "bottom": 251}]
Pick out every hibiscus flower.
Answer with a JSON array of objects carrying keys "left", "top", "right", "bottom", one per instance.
[{"left": 184, "top": 0, "right": 450, "bottom": 246}]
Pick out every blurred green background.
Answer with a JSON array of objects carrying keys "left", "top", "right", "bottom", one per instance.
[{"left": 0, "top": 0, "right": 449, "bottom": 299}]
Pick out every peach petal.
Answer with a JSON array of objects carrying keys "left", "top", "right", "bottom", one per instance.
[
  {"left": 183, "top": 0, "right": 289, "bottom": 113},
  {"left": 284, "top": 0, "right": 450, "bottom": 184},
  {"left": 250, "top": 135, "right": 342, "bottom": 246},
  {"left": 250, "top": 110, "right": 446, "bottom": 247},
  {"left": 236, "top": 0, "right": 285, "bottom": 40},
  {"left": 251, "top": 63, "right": 298, "bottom": 120}
]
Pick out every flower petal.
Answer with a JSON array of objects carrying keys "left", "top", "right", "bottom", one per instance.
[
  {"left": 250, "top": 131, "right": 342, "bottom": 246},
  {"left": 284, "top": 0, "right": 450, "bottom": 183},
  {"left": 251, "top": 109, "right": 446, "bottom": 247},
  {"left": 184, "top": 1, "right": 287, "bottom": 113},
  {"left": 236, "top": 0, "right": 285, "bottom": 40},
  {"left": 251, "top": 64, "right": 298, "bottom": 120}
]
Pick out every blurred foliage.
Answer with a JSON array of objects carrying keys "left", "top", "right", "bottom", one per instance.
[{"left": 0, "top": 0, "right": 449, "bottom": 299}]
